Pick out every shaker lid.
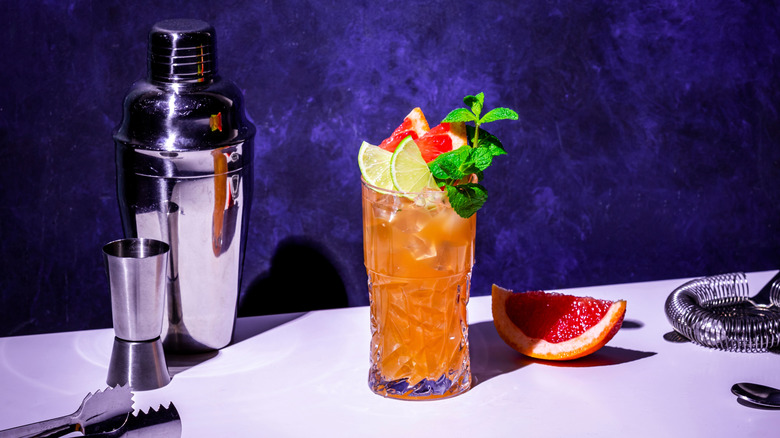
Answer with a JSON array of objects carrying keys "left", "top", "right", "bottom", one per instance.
[{"left": 148, "top": 18, "right": 217, "bottom": 83}]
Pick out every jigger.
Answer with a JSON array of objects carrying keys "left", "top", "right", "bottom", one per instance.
[{"left": 104, "top": 238, "right": 171, "bottom": 391}]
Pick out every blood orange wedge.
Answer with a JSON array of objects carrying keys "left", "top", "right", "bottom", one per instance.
[
  {"left": 416, "top": 122, "right": 468, "bottom": 163},
  {"left": 492, "top": 284, "right": 626, "bottom": 361},
  {"left": 378, "top": 107, "right": 430, "bottom": 152}
]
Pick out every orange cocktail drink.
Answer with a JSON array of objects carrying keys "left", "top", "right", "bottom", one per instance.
[{"left": 362, "top": 178, "right": 475, "bottom": 399}]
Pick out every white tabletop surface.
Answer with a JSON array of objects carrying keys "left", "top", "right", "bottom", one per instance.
[{"left": 1, "top": 271, "right": 779, "bottom": 437}]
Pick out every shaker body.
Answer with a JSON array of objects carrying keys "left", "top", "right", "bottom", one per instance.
[
  {"left": 116, "top": 141, "right": 252, "bottom": 352},
  {"left": 114, "top": 18, "right": 255, "bottom": 352}
]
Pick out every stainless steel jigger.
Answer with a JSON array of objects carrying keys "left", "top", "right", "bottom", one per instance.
[{"left": 104, "top": 238, "right": 171, "bottom": 391}]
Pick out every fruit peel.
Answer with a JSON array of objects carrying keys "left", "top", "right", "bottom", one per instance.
[{"left": 491, "top": 284, "right": 627, "bottom": 361}]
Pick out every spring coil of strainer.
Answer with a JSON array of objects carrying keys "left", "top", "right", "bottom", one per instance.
[{"left": 664, "top": 272, "right": 780, "bottom": 352}]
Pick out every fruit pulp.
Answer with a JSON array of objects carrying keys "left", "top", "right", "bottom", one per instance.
[
  {"left": 492, "top": 285, "right": 627, "bottom": 360},
  {"left": 362, "top": 179, "right": 476, "bottom": 399}
]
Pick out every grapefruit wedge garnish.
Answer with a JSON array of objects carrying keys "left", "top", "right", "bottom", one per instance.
[
  {"left": 492, "top": 285, "right": 626, "bottom": 361},
  {"left": 378, "top": 107, "right": 430, "bottom": 152},
  {"left": 416, "top": 121, "right": 468, "bottom": 163}
]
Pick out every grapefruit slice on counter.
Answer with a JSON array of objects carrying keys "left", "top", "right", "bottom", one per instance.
[
  {"left": 378, "top": 107, "right": 430, "bottom": 152},
  {"left": 492, "top": 285, "right": 626, "bottom": 360}
]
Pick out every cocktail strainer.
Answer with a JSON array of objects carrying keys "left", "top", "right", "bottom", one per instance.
[{"left": 665, "top": 272, "right": 780, "bottom": 352}]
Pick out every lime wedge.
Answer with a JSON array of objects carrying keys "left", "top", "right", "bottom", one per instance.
[
  {"left": 358, "top": 141, "right": 394, "bottom": 190},
  {"left": 390, "top": 136, "right": 438, "bottom": 192}
]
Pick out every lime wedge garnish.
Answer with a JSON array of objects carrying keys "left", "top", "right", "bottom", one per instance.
[
  {"left": 358, "top": 141, "right": 394, "bottom": 190},
  {"left": 390, "top": 136, "right": 438, "bottom": 192}
]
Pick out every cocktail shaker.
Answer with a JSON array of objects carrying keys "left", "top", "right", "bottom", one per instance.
[{"left": 113, "top": 19, "right": 255, "bottom": 353}]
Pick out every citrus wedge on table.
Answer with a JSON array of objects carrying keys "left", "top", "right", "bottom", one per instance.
[
  {"left": 492, "top": 285, "right": 626, "bottom": 360},
  {"left": 358, "top": 141, "right": 394, "bottom": 190},
  {"left": 390, "top": 136, "right": 438, "bottom": 192},
  {"left": 415, "top": 121, "right": 468, "bottom": 163},
  {"left": 378, "top": 107, "right": 431, "bottom": 152}
]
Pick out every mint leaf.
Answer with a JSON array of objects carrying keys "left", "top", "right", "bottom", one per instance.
[
  {"left": 431, "top": 92, "right": 517, "bottom": 218},
  {"left": 455, "top": 143, "right": 473, "bottom": 160},
  {"left": 443, "top": 108, "right": 477, "bottom": 123},
  {"left": 446, "top": 183, "right": 488, "bottom": 218},
  {"left": 455, "top": 147, "right": 483, "bottom": 175},
  {"left": 480, "top": 107, "right": 519, "bottom": 124},
  {"left": 465, "top": 126, "right": 507, "bottom": 157},
  {"left": 464, "top": 93, "right": 484, "bottom": 118},
  {"left": 471, "top": 147, "right": 493, "bottom": 171},
  {"left": 475, "top": 128, "right": 507, "bottom": 157},
  {"left": 429, "top": 161, "right": 451, "bottom": 180},
  {"left": 429, "top": 150, "right": 466, "bottom": 180}
]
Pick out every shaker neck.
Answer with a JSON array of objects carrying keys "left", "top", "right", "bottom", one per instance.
[
  {"left": 147, "top": 18, "right": 218, "bottom": 85},
  {"left": 148, "top": 75, "right": 218, "bottom": 90}
]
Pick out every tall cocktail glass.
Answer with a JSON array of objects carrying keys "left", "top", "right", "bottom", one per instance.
[{"left": 362, "top": 178, "right": 476, "bottom": 400}]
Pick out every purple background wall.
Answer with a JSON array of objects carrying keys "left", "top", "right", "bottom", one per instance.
[{"left": 0, "top": 0, "right": 778, "bottom": 336}]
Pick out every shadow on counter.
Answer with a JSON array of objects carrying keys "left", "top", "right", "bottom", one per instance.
[
  {"left": 238, "top": 236, "right": 349, "bottom": 316},
  {"left": 166, "top": 237, "right": 348, "bottom": 376},
  {"left": 469, "top": 319, "right": 657, "bottom": 385},
  {"left": 165, "top": 312, "right": 309, "bottom": 377},
  {"left": 469, "top": 321, "right": 532, "bottom": 386}
]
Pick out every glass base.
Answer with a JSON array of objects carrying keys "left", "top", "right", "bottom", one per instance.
[{"left": 369, "top": 366, "right": 471, "bottom": 400}]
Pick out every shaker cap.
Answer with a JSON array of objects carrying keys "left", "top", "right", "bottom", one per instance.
[{"left": 148, "top": 18, "right": 217, "bottom": 83}]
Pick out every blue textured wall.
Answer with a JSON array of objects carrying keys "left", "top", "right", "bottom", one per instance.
[{"left": 0, "top": 0, "right": 778, "bottom": 336}]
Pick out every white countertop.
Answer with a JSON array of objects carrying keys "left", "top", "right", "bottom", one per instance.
[{"left": 1, "top": 271, "right": 779, "bottom": 437}]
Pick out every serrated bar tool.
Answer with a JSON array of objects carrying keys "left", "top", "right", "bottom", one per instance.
[{"left": 85, "top": 403, "right": 182, "bottom": 438}]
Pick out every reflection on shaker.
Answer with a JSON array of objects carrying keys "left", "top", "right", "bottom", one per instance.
[
  {"left": 211, "top": 148, "right": 240, "bottom": 257},
  {"left": 157, "top": 201, "right": 183, "bottom": 327}
]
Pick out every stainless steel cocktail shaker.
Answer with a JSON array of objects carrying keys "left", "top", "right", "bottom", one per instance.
[{"left": 113, "top": 19, "right": 255, "bottom": 353}]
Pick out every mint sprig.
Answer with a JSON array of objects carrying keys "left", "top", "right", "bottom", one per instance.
[{"left": 428, "top": 92, "right": 518, "bottom": 218}]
